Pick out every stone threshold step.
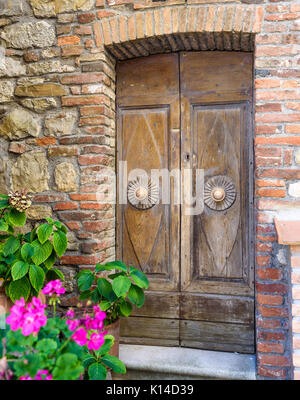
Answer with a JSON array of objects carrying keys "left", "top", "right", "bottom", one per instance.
[{"left": 115, "top": 344, "right": 256, "bottom": 380}]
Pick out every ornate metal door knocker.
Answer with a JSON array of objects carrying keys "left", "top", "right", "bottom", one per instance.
[
  {"left": 204, "top": 175, "right": 237, "bottom": 211},
  {"left": 127, "top": 177, "right": 159, "bottom": 210}
]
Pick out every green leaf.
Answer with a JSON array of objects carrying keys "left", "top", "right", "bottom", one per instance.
[
  {"left": 88, "top": 362, "right": 107, "bottom": 380},
  {"left": 119, "top": 300, "right": 133, "bottom": 317},
  {"left": 53, "top": 230, "right": 67, "bottom": 258},
  {"left": 3, "top": 236, "right": 20, "bottom": 256},
  {"left": 36, "top": 338, "right": 57, "bottom": 354},
  {"left": 0, "top": 199, "right": 9, "bottom": 209},
  {"left": 21, "top": 243, "right": 34, "bottom": 262},
  {"left": 105, "top": 261, "right": 128, "bottom": 273},
  {"left": 46, "top": 268, "right": 64, "bottom": 281},
  {"left": 29, "top": 264, "right": 45, "bottom": 292},
  {"left": 128, "top": 284, "right": 145, "bottom": 308},
  {"left": 74, "top": 269, "right": 91, "bottom": 279},
  {"left": 45, "top": 218, "right": 54, "bottom": 224},
  {"left": 53, "top": 220, "right": 62, "bottom": 229},
  {"left": 0, "top": 263, "right": 7, "bottom": 276},
  {"left": 31, "top": 239, "right": 53, "bottom": 266},
  {"left": 0, "top": 220, "right": 8, "bottom": 232},
  {"left": 37, "top": 223, "right": 53, "bottom": 244},
  {"left": 99, "top": 300, "right": 111, "bottom": 311},
  {"left": 52, "top": 353, "right": 84, "bottom": 381},
  {"left": 108, "top": 272, "right": 124, "bottom": 280},
  {"left": 43, "top": 251, "right": 57, "bottom": 270},
  {"left": 11, "top": 261, "right": 29, "bottom": 280},
  {"left": 112, "top": 275, "right": 131, "bottom": 298},
  {"left": 101, "top": 354, "right": 126, "bottom": 374},
  {"left": 95, "top": 263, "right": 115, "bottom": 272},
  {"left": 7, "top": 208, "right": 26, "bottom": 227},
  {"left": 30, "top": 227, "right": 37, "bottom": 242},
  {"left": 59, "top": 224, "right": 68, "bottom": 234},
  {"left": 54, "top": 221, "right": 67, "bottom": 234},
  {"left": 77, "top": 271, "right": 94, "bottom": 291},
  {"left": 9, "top": 276, "right": 31, "bottom": 302},
  {"left": 79, "top": 291, "right": 92, "bottom": 301},
  {"left": 129, "top": 266, "right": 149, "bottom": 289},
  {"left": 97, "top": 278, "right": 116, "bottom": 301},
  {"left": 14, "top": 354, "right": 42, "bottom": 378},
  {"left": 82, "top": 354, "right": 96, "bottom": 369},
  {"left": 91, "top": 288, "right": 100, "bottom": 303},
  {"left": 94, "top": 336, "right": 114, "bottom": 357}
]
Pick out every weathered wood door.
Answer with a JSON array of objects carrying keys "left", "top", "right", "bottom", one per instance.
[{"left": 116, "top": 52, "right": 254, "bottom": 353}]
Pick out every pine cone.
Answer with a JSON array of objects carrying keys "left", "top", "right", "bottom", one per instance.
[{"left": 8, "top": 190, "right": 32, "bottom": 212}]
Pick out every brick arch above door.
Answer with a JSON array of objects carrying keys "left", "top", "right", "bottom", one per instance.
[{"left": 94, "top": 4, "right": 264, "bottom": 59}]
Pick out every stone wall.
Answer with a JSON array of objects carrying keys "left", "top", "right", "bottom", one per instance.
[
  {"left": 0, "top": 0, "right": 299, "bottom": 380},
  {"left": 0, "top": 0, "right": 116, "bottom": 307}
]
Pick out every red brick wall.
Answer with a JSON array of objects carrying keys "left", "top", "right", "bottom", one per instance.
[{"left": 254, "top": 2, "right": 299, "bottom": 380}]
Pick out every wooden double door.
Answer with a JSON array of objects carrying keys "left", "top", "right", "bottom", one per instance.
[{"left": 116, "top": 52, "right": 254, "bottom": 353}]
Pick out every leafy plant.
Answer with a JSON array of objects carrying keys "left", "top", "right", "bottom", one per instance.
[
  {"left": 0, "top": 281, "right": 126, "bottom": 380},
  {"left": 0, "top": 192, "right": 67, "bottom": 302},
  {"left": 75, "top": 261, "right": 149, "bottom": 324}
]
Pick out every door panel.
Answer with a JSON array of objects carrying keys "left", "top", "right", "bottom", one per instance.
[
  {"left": 180, "top": 294, "right": 254, "bottom": 324},
  {"left": 121, "top": 107, "right": 172, "bottom": 283},
  {"left": 117, "top": 52, "right": 254, "bottom": 353},
  {"left": 180, "top": 320, "right": 254, "bottom": 353},
  {"left": 117, "top": 54, "right": 180, "bottom": 343},
  {"left": 180, "top": 52, "right": 254, "bottom": 352},
  {"left": 121, "top": 317, "right": 180, "bottom": 347},
  {"left": 184, "top": 103, "right": 252, "bottom": 295}
]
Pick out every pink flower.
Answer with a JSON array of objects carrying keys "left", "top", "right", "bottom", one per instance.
[
  {"left": 35, "top": 370, "right": 53, "bottom": 380},
  {"left": 19, "top": 370, "right": 52, "bottom": 381},
  {"left": 42, "top": 280, "right": 65, "bottom": 297},
  {"left": 66, "top": 319, "right": 80, "bottom": 332},
  {"left": 66, "top": 309, "right": 75, "bottom": 318},
  {"left": 87, "top": 333, "right": 105, "bottom": 351},
  {"left": 6, "top": 296, "right": 47, "bottom": 336},
  {"left": 6, "top": 306, "right": 24, "bottom": 331},
  {"left": 71, "top": 327, "right": 88, "bottom": 346},
  {"left": 84, "top": 315, "right": 99, "bottom": 331},
  {"left": 68, "top": 306, "right": 107, "bottom": 351}
]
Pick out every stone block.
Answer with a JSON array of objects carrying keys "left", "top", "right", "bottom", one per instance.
[
  {"left": 54, "top": 162, "right": 78, "bottom": 192},
  {"left": 0, "top": 108, "right": 41, "bottom": 140},
  {"left": 11, "top": 151, "right": 49, "bottom": 193},
  {"left": 1, "top": 21, "right": 56, "bottom": 49}
]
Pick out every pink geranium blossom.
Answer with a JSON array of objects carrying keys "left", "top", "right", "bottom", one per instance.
[
  {"left": 42, "top": 280, "right": 65, "bottom": 297},
  {"left": 87, "top": 333, "right": 105, "bottom": 351},
  {"left": 66, "top": 318, "right": 80, "bottom": 331},
  {"left": 66, "top": 305, "right": 107, "bottom": 351},
  {"left": 6, "top": 297, "right": 47, "bottom": 336},
  {"left": 19, "top": 370, "right": 52, "bottom": 381},
  {"left": 71, "top": 327, "right": 88, "bottom": 346},
  {"left": 66, "top": 309, "right": 75, "bottom": 318}
]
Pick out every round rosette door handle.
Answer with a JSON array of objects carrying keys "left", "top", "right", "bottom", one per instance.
[
  {"left": 127, "top": 177, "right": 159, "bottom": 210},
  {"left": 204, "top": 175, "right": 237, "bottom": 211}
]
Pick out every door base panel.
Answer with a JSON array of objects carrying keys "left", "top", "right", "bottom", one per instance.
[{"left": 120, "top": 317, "right": 254, "bottom": 354}]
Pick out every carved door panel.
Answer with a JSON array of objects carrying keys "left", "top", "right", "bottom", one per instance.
[
  {"left": 117, "top": 52, "right": 254, "bottom": 352},
  {"left": 116, "top": 54, "right": 181, "bottom": 345},
  {"left": 180, "top": 52, "right": 254, "bottom": 353}
]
